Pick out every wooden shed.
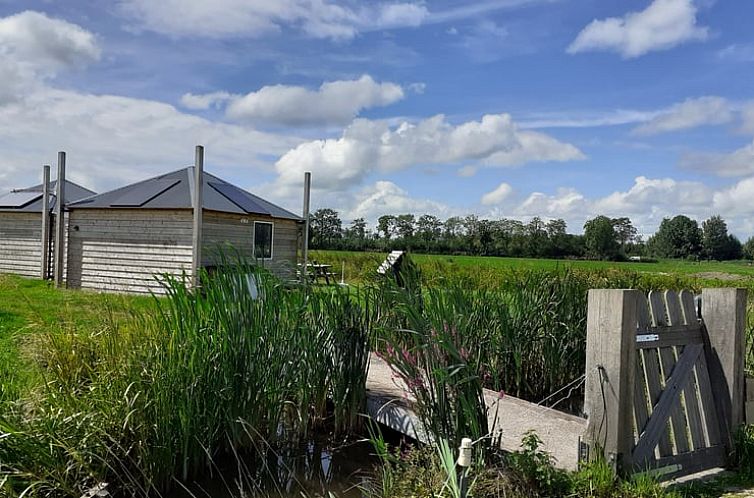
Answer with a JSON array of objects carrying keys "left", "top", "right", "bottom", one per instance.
[
  {"left": 65, "top": 167, "right": 302, "bottom": 294},
  {"left": 0, "top": 180, "right": 95, "bottom": 278}
]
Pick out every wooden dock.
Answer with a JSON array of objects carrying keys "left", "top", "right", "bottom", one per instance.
[{"left": 366, "top": 354, "right": 587, "bottom": 470}]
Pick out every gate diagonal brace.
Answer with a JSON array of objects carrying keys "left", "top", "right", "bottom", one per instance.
[{"left": 632, "top": 343, "right": 703, "bottom": 467}]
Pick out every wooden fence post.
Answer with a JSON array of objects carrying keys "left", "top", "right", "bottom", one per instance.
[
  {"left": 584, "top": 289, "right": 639, "bottom": 473},
  {"left": 701, "top": 288, "right": 747, "bottom": 445}
]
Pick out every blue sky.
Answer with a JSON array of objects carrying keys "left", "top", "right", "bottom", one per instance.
[{"left": 1, "top": 0, "right": 754, "bottom": 237}]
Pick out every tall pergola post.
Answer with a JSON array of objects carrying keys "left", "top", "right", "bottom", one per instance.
[
  {"left": 191, "top": 145, "right": 204, "bottom": 288},
  {"left": 40, "top": 164, "right": 51, "bottom": 279},
  {"left": 301, "top": 171, "right": 311, "bottom": 285},
  {"left": 53, "top": 152, "right": 66, "bottom": 287}
]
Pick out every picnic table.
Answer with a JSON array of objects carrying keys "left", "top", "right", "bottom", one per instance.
[{"left": 298, "top": 263, "right": 336, "bottom": 284}]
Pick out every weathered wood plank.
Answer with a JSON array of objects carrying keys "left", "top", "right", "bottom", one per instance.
[
  {"left": 638, "top": 294, "right": 673, "bottom": 457},
  {"left": 584, "top": 290, "right": 639, "bottom": 472},
  {"left": 633, "top": 343, "right": 703, "bottom": 466},
  {"left": 680, "top": 290, "right": 697, "bottom": 325}
]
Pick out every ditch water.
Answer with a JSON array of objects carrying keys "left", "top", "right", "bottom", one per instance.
[{"left": 172, "top": 430, "right": 399, "bottom": 498}]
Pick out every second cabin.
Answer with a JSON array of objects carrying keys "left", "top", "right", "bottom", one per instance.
[{"left": 66, "top": 166, "right": 302, "bottom": 294}]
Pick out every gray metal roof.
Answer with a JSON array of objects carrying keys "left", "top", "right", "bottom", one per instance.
[
  {"left": 68, "top": 167, "right": 302, "bottom": 221},
  {"left": 0, "top": 180, "right": 96, "bottom": 213}
]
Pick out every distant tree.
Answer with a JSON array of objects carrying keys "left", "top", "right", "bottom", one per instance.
[
  {"left": 647, "top": 215, "right": 702, "bottom": 259},
  {"left": 377, "top": 215, "right": 396, "bottom": 239},
  {"left": 348, "top": 218, "right": 367, "bottom": 239},
  {"left": 727, "top": 235, "right": 743, "bottom": 260},
  {"left": 310, "top": 208, "right": 342, "bottom": 248},
  {"left": 416, "top": 214, "right": 442, "bottom": 251},
  {"left": 583, "top": 215, "right": 619, "bottom": 260},
  {"left": 612, "top": 217, "right": 638, "bottom": 250},
  {"left": 395, "top": 214, "right": 416, "bottom": 239},
  {"left": 443, "top": 216, "right": 465, "bottom": 238},
  {"left": 546, "top": 219, "right": 567, "bottom": 238},
  {"left": 742, "top": 237, "right": 754, "bottom": 261},
  {"left": 546, "top": 218, "right": 569, "bottom": 257},
  {"left": 526, "top": 217, "right": 548, "bottom": 257},
  {"left": 701, "top": 215, "right": 740, "bottom": 260}
]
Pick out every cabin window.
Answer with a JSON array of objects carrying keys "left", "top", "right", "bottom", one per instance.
[{"left": 254, "top": 221, "right": 273, "bottom": 259}]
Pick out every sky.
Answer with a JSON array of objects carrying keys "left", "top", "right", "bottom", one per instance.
[{"left": 0, "top": 0, "right": 753, "bottom": 238}]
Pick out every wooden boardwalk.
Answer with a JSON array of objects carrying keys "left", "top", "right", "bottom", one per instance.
[{"left": 365, "top": 354, "right": 587, "bottom": 470}]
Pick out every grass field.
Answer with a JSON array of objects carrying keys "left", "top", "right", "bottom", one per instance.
[
  {"left": 0, "top": 274, "right": 153, "bottom": 403},
  {"left": 310, "top": 250, "right": 754, "bottom": 284}
]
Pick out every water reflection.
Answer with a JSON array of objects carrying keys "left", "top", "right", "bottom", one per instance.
[{"left": 175, "top": 436, "right": 377, "bottom": 498}]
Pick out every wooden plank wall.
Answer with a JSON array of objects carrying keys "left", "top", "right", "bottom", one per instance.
[
  {"left": 67, "top": 209, "right": 193, "bottom": 294},
  {"left": 0, "top": 213, "right": 42, "bottom": 277},
  {"left": 202, "top": 211, "right": 299, "bottom": 266},
  {"left": 66, "top": 209, "right": 300, "bottom": 294}
]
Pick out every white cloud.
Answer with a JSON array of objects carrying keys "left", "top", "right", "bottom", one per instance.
[
  {"left": 567, "top": 0, "right": 708, "bottom": 58},
  {"left": 272, "top": 113, "right": 585, "bottom": 195},
  {"left": 498, "top": 176, "right": 723, "bottom": 236},
  {"left": 457, "top": 165, "right": 477, "bottom": 177},
  {"left": 0, "top": 11, "right": 100, "bottom": 70},
  {"left": 517, "top": 188, "right": 588, "bottom": 218},
  {"left": 681, "top": 140, "right": 754, "bottom": 177},
  {"left": 224, "top": 75, "right": 405, "bottom": 126},
  {"left": 481, "top": 182, "right": 513, "bottom": 205},
  {"left": 0, "top": 11, "right": 101, "bottom": 104},
  {"left": 632, "top": 96, "right": 732, "bottom": 135},
  {"left": 180, "top": 91, "right": 233, "bottom": 110},
  {"left": 519, "top": 109, "right": 659, "bottom": 129},
  {"left": 346, "top": 180, "right": 451, "bottom": 221},
  {"left": 717, "top": 43, "right": 754, "bottom": 63},
  {"left": 592, "top": 176, "right": 712, "bottom": 213},
  {"left": 712, "top": 177, "right": 754, "bottom": 216},
  {"left": 0, "top": 88, "right": 301, "bottom": 191},
  {"left": 741, "top": 103, "right": 754, "bottom": 135},
  {"left": 120, "top": 0, "right": 428, "bottom": 40}
]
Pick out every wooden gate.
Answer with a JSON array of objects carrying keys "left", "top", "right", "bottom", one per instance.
[
  {"left": 584, "top": 288, "right": 746, "bottom": 480},
  {"left": 632, "top": 290, "right": 725, "bottom": 476}
]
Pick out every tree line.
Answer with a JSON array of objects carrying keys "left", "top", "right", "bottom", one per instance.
[{"left": 308, "top": 208, "right": 754, "bottom": 261}]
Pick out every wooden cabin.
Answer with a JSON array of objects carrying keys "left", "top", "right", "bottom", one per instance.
[
  {"left": 65, "top": 167, "right": 302, "bottom": 294},
  {"left": 0, "top": 180, "right": 95, "bottom": 278}
]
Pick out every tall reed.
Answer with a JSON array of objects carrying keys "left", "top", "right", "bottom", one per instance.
[{"left": 0, "top": 261, "right": 373, "bottom": 497}]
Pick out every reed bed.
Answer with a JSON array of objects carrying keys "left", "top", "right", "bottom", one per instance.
[{"left": 0, "top": 264, "right": 373, "bottom": 497}]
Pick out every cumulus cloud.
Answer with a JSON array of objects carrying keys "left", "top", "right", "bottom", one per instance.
[
  {"left": 180, "top": 91, "right": 233, "bottom": 110},
  {"left": 481, "top": 182, "right": 513, "bottom": 206},
  {"left": 224, "top": 75, "right": 405, "bottom": 126},
  {"left": 516, "top": 188, "right": 588, "bottom": 218},
  {"left": 347, "top": 180, "right": 451, "bottom": 221},
  {"left": 681, "top": 140, "right": 754, "bottom": 177},
  {"left": 0, "top": 11, "right": 100, "bottom": 69},
  {"left": 741, "top": 103, "right": 754, "bottom": 135},
  {"left": 632, "top": 96, "right": 733, "bottom": 135},
  {"left": 567, "top": 0, "right": 708, "bottom": 58},
  {"left": 0, "top": 88, "right": 301, "bottom": 190},
  {"left": 120, "top": 0, "right": 428, "bottom": 40},
  {"left": 509, "top": 176, "right": 718, "bottom": 235},
  {"left": 272, "top": 113, "right": 585, "bottom": 195},
  {"left": 0, "top": 11, "right": 101, "bottom": 103}
]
